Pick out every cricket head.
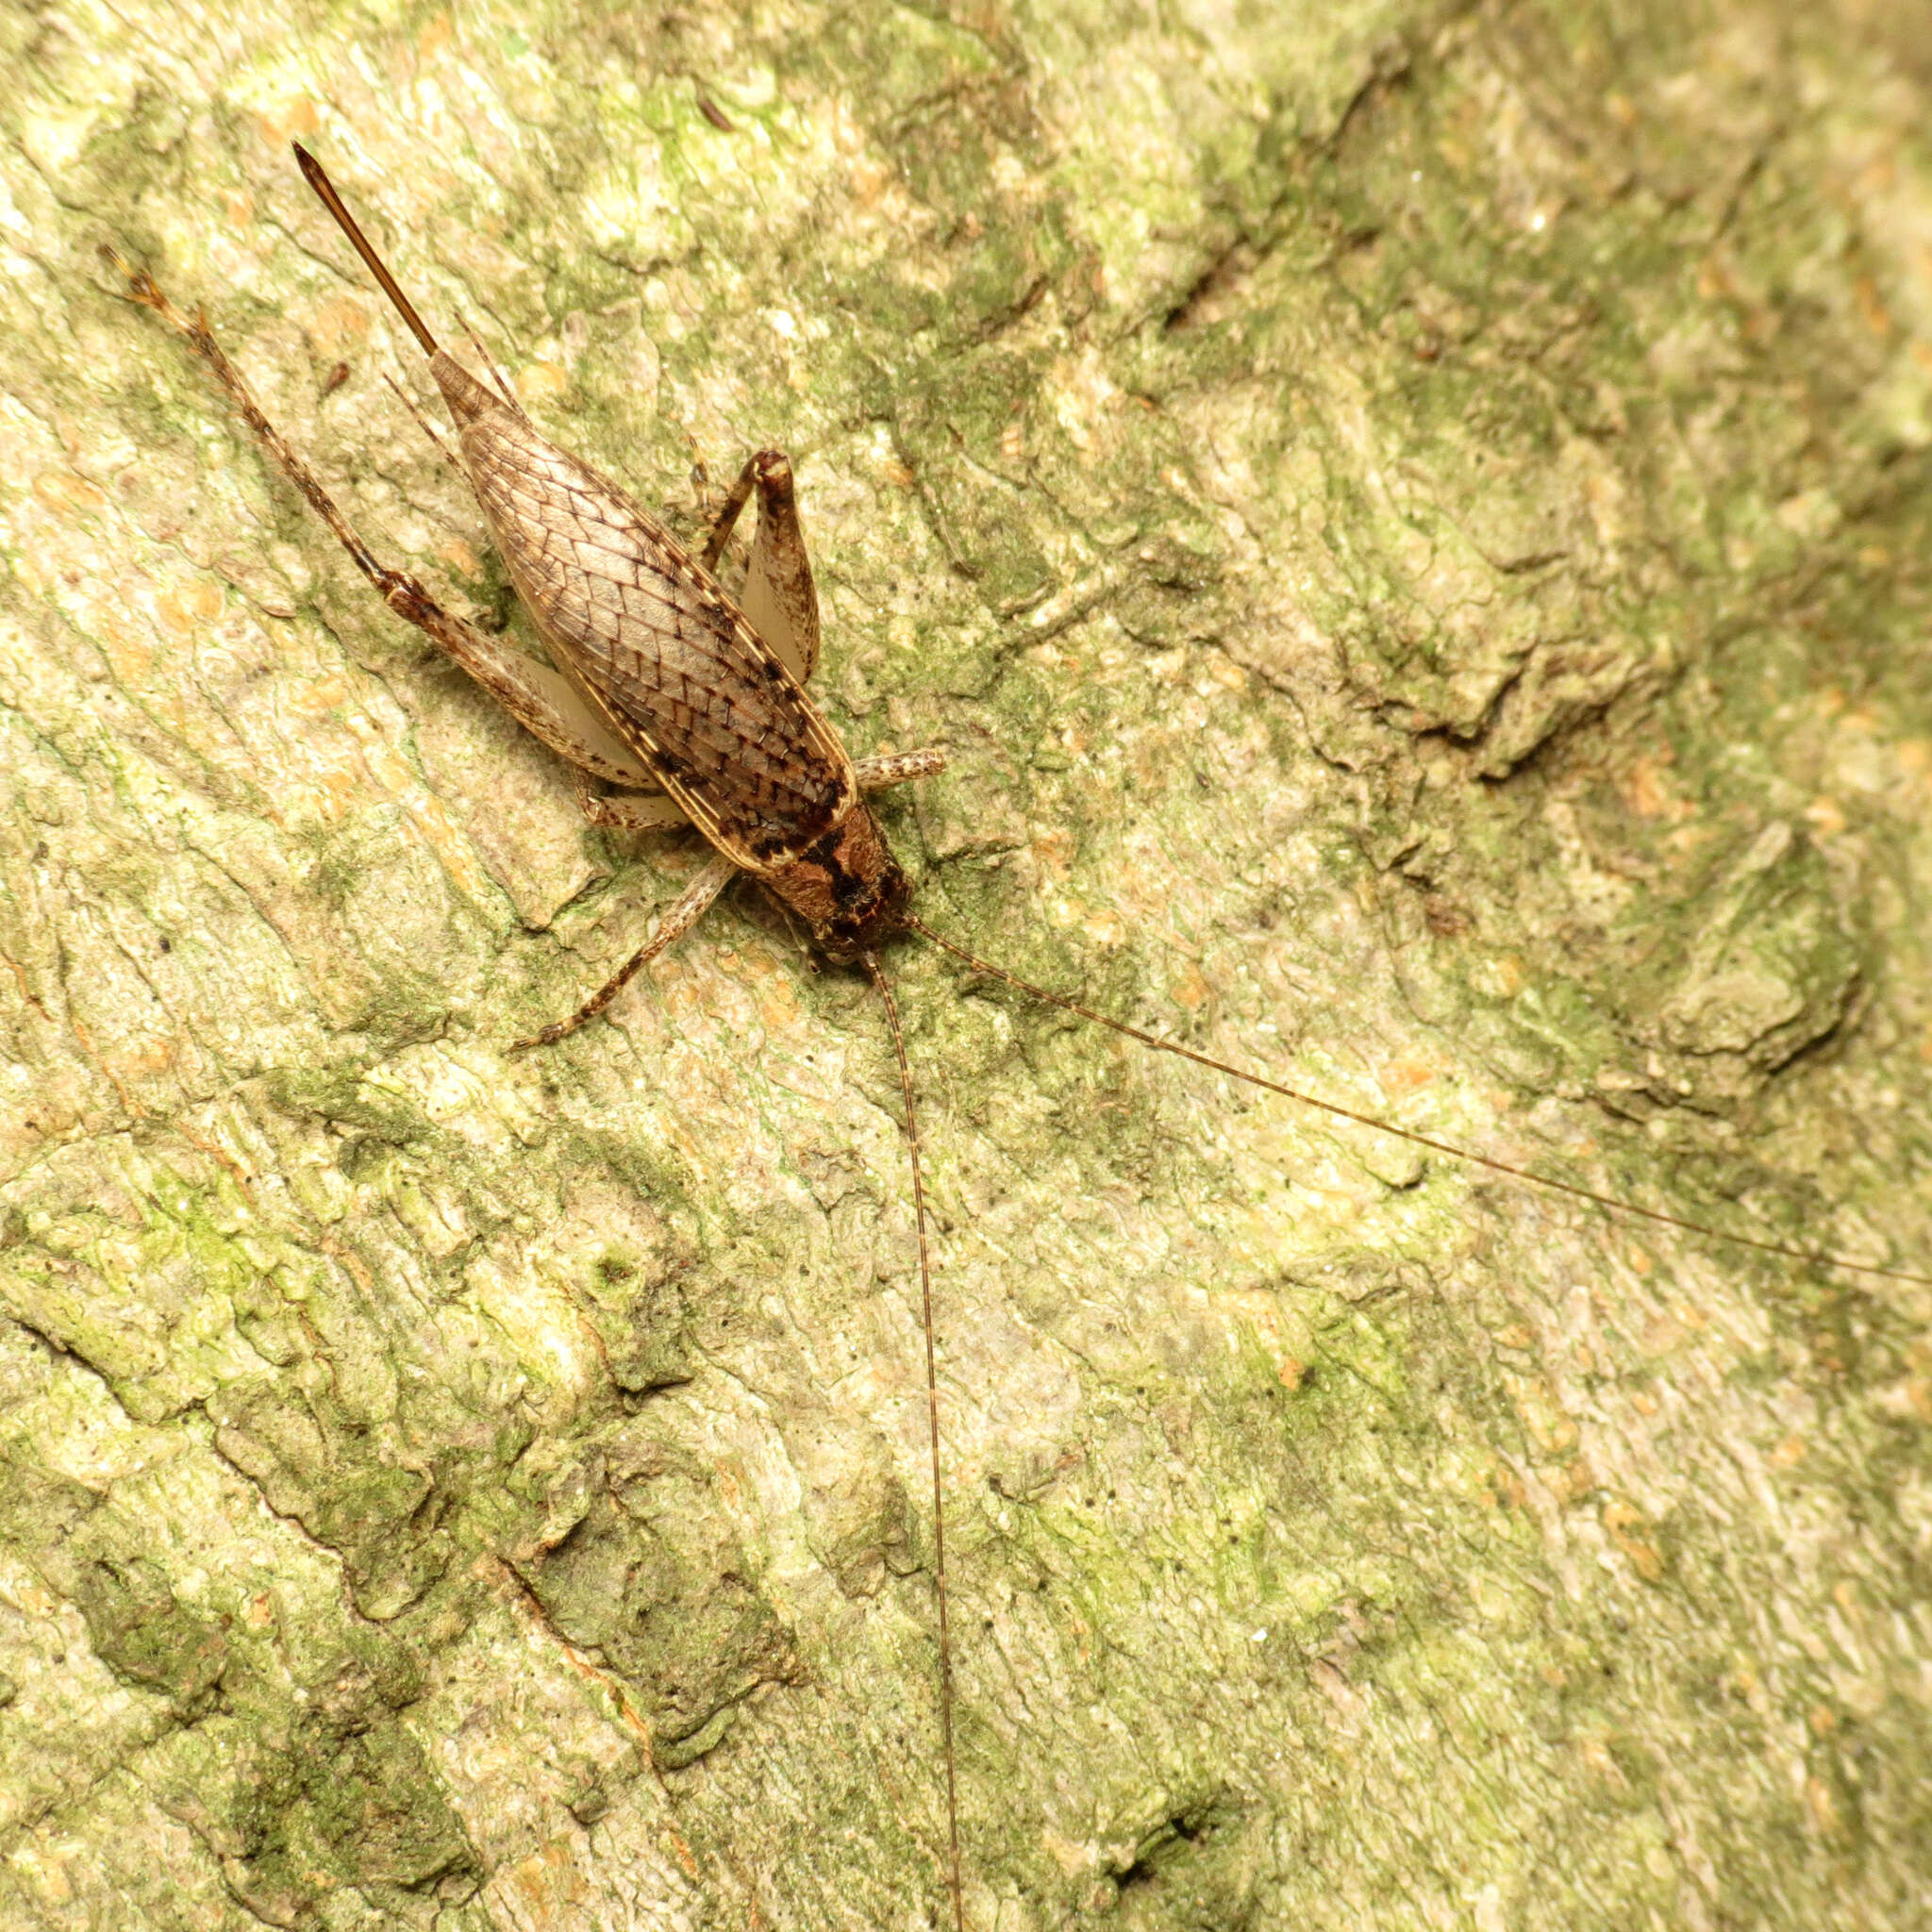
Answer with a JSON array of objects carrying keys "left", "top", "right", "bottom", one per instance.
[{"left": 765, "top": 802, "right": 912, "bottom": 961}]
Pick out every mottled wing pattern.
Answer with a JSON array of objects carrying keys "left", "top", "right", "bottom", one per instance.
[{"left": 459, "top": 407, "right": 854, "bottom": 869}]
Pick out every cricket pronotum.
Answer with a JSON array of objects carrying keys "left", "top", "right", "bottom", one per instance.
[{"left": 110, "top": 144, "right": 1931, "bottom": 1931}]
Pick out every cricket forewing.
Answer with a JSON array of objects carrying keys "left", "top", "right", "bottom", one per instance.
[
  {"left": 437, "top": 349, "right": 859, "bottom": 869},
  {"left": 433, "top": 352, "right": 911, "bottom": 958}
]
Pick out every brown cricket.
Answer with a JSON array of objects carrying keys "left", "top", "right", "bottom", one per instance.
[{"left": 112, "top": 143, "right": 1931, "bottom": 1932}]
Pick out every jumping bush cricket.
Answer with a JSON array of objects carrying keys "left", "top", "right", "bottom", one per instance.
[{"left": 108, "top": 142, "right": 1931, "bottom": 1932}]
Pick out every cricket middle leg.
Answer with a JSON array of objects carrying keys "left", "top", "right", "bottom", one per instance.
[
  {"left": 854, "top": 749, "right": 947, "bottom": 791},
  {"left": 513, "top": 853, "right": 738, "bottom": 1048}
]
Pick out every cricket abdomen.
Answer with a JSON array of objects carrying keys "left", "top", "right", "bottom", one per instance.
[{"left": 433, "top": 355, "right": 858, "bottom": 870}]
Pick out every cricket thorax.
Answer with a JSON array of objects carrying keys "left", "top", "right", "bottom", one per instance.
[{"left": 763, "top": 804, "right": 910, "bottom": 958}]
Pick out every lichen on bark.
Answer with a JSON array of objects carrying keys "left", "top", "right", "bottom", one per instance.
[{"left": 3, "top": 0, "right": 1931, "bottom": 1927}]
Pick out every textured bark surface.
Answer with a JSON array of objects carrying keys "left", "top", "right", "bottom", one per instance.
[{"left": 4, "top": 2, "right": 1932, "bottom": 1927}]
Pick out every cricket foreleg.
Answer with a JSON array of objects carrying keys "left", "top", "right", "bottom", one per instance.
[
  {"left": 514, "top": 853, "right": 737, "bottom": 1049},
  {"left": 374, "top": 582, "right": 674, "bottom": 794},
  {"left": 113, "top": 254, "right": 661, "bottom": 792},
  {"left": 702, "top": 450, "right": 822, "bottom": 684},
  {"left": 855, "top": 749, "right": 947, "bottom": 791}
]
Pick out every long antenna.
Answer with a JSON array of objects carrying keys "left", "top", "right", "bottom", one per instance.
[
  {"left": 862, "top": 950, "right": 965, "bottom": 1932},
  {"left": 292, "top": 142, "right": 440, "bottom": 358},
  {"left": 904, "top": 915, "right": 1932, "bottom": 1290}
]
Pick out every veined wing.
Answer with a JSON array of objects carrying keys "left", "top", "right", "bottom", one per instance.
[{"left": 458, "top": 405, "right": 855, "bottom": 870}]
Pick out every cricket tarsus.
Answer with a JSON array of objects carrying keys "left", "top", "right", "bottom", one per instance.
[
  {"left": 292, "top": 142, "right": 439, "bottom": 358},
  {"left": 902, "top": 915, "right": 1932, "bottom": 1290},
  {"left": 863, "top": 950, "right": 965, "bottom": 1932}
]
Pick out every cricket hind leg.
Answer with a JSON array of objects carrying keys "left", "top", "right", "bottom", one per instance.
[
  {"left": 454, "top": 308, "right": 526, "bottom": 420},
  {"left": 701, "top": 450, "right": 822, "bottom": 684},
  {"left": 383, "top": 371, "right": 464, "bottom": 479},
  {"left": 514, "top": 852, "right": 737, "bottom": 1048},
  {"left": 573, "top": 771, "right": 691, "bottom": 831},
  {"left": 113, "top": 254, "right": 663, "bottom": 794},
  {"left": 698, "top": 451, "right": 756, "bottom": 570}
]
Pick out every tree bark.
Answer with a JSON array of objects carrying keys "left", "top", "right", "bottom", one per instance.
[{"left": 3, "top": 1, "right": 1930, "bottom": 1926}]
